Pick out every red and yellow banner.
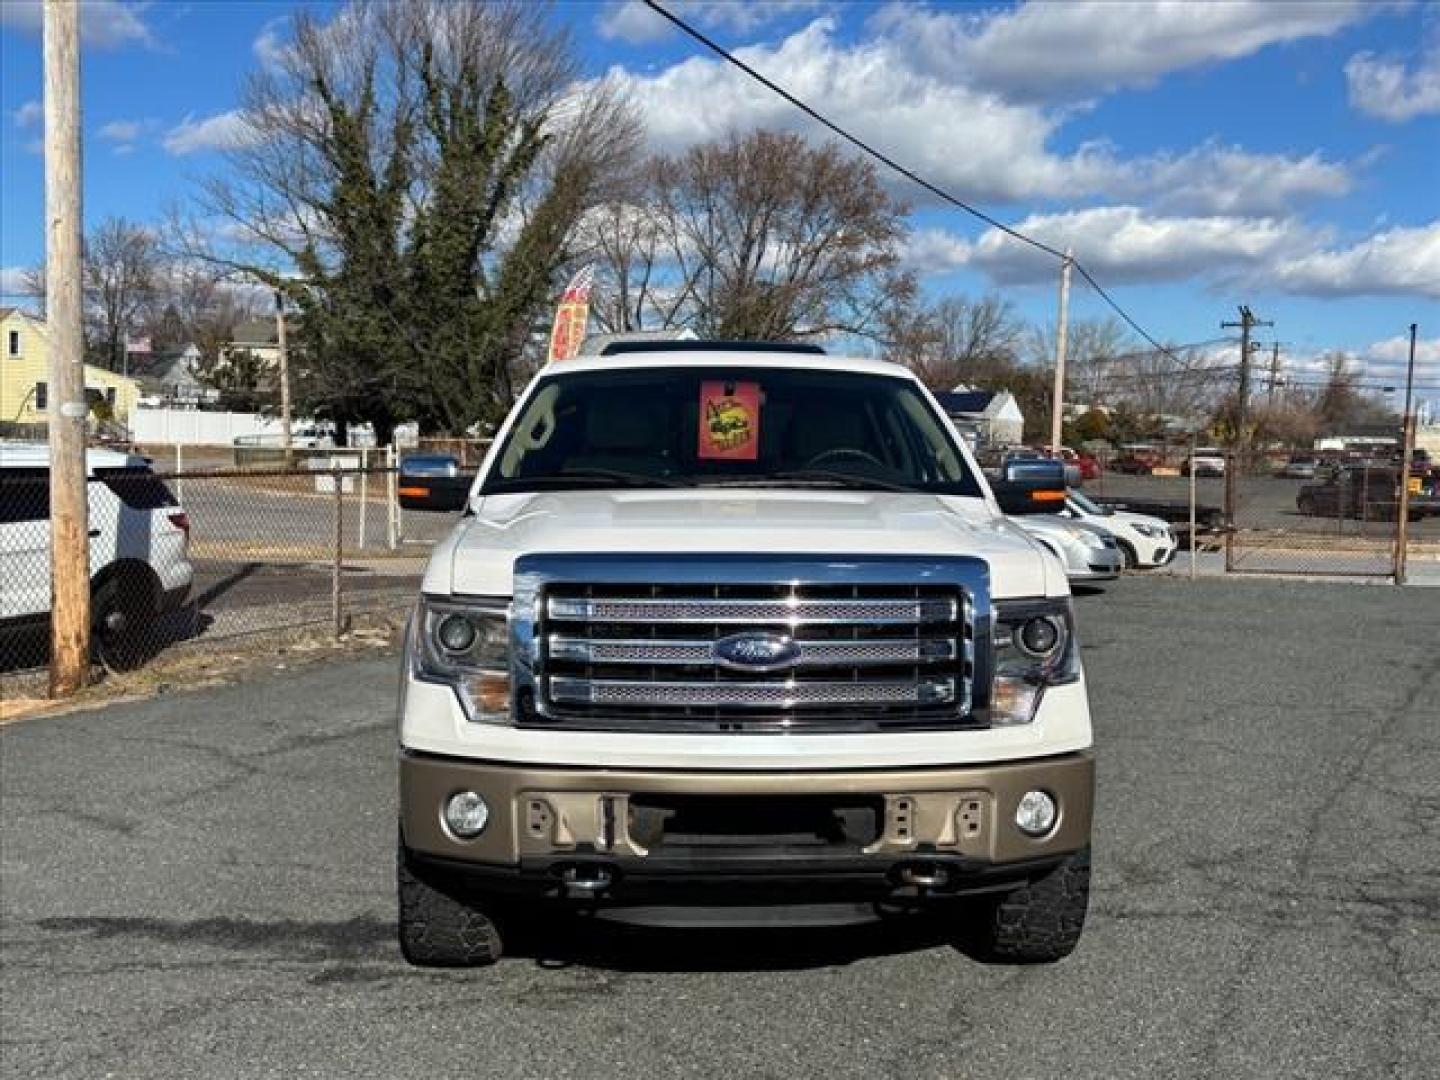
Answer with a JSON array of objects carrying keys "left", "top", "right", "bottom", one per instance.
[
  {"left": 699, "top": 381, "right": 761, "bottom": 460},
  {"left": 546, "top": 265, "right": 594, "bottom": 363}
]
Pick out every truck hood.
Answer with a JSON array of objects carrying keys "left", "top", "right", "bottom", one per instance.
[{"left": 424, "top": 489, "right": 1061, "bottom": 599}]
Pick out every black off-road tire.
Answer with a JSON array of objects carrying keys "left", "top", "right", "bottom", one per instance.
[
  {"left": 975, "top": 846, "right": 1090, "bottom": 963},
  {"left": 397, "top": 839, "right": 503, "bottom": 967}
]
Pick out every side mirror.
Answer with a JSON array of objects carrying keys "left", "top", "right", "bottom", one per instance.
[
  {"left": 992, "top": 459, "right": 1068, "bottom": 516},
  {"left": 398, "top": 454, "right": 474, "bottom": 512}
]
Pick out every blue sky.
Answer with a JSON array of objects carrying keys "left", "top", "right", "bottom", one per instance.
[{"left": 2, "top": 0, "right": 1437, "bottom": 401}]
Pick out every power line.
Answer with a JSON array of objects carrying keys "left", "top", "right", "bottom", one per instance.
[{"left": 641, "top": 0, "right": 1185, "bottom": 362}]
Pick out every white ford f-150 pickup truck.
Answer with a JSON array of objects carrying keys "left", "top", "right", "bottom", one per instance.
[{"left": 397, "top": 343, "right": 1094, "bottom": 966}]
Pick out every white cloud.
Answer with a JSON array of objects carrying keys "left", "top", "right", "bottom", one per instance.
[
  {"left": 910, "top": 210, "right": 1440, "bottom": 302},
  {"left": 1, "top": 266, "right": 31, "bottom": 298},
  {"left": 253, "top": 16, "right": 291, "bottom": 71},
  {"left": 1128, "top": 144, "right": 1354, "bottom": 216},
  {"left": 162, "top": 111, "right": 255, "bottom": 156},
  {"left": 596, "top": 1, "right": 827, "bottom": 44},
  {"left": 1269, "top": 221, "right": 1440, "bottom": 298},
  {"left": 605, "top": 18, "right": 1122, "bottom": 204},
  {"left": 12, "top": 100, "right": 42, "bottom": 129},
  {"left": 596, "top": 1, "right": 672, "bottom": 44},
  {"left": 873, "top": 0, "right": 1378, "bottom": 103},
  {"left": 947, "top": 206, "right": 1314, "bottom": 285},
  {"left": 602, "top": 17, "right": 1360, "bottom": 215},
  {"left": 0, "top": 0, "right": 155, "bottom": 50},
  {"left": 1345, "top": 39, "right": 1440, "bottom": 122},
  {"left": 98, "top": 119, "right": 142, "bottom": 143}
]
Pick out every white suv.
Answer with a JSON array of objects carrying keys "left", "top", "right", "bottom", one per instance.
[
  {"left": 396, "top": 345, "right": 1095, "bottom": 966},
  {"left": 1062, "top": 489, "right": 1176, "bottom": 569},
  {"left": 0, "top": 443, "right": 193, "bottom": 666}
]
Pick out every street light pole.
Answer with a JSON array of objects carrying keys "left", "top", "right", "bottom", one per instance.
[
  {"left": 1049, "top": 248, "right": 1073, "bottom": 454},
  {"left": 1394, "top": 322, "right": 1419, "bottom": 585}
]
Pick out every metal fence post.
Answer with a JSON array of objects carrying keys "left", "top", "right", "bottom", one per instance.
[
  {"left": 1223, "top": 450, "right": 1235, "bottom": 572},
  {"left": 357, "top": 447, "right": 368, "bottom": 551},
  {"left": 1188, "top": 434, "right": 1197, "bottom": 581},
  {"left": 175, "top": 443, "right": 184, "bottom": 505},
  {"left": 386, "top": 444, "right": 398, "bottom": 550},
  {"left": 1395, "top": 413, "right": 1416, "bottom": 584},
  {"left": 332, "top": 465, "right": 343, "bottom": 638}
]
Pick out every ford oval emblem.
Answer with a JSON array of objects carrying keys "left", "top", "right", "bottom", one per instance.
[{"left": 712, "top": 631, "right": 801, "bottom": 672}]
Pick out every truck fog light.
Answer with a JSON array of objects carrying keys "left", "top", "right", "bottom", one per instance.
[
  {"left": 1015, "top": 790, "right": 1057, "bottom": 836},
  {"left": 443, "top": 791, "right": 489, "bottom": 838}
]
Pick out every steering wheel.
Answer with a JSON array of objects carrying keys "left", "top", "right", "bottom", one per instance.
[{"left": 802, "top": 447, "right": 887, "bottom": 471}]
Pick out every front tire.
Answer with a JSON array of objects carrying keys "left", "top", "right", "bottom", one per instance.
[
  {"left": 397, "top": 837, "right": 503, "bottom": 967},
  {"left": 971, "top": 846, "right": 1090, "bottom": 963},
  {"left": 1116, "top": 540, "right": 1138, "bottom": 570}
]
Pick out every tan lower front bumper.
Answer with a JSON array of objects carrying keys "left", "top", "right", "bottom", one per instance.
[{"left": 400, "top": 751, "right": 1093, "bottom": 869}]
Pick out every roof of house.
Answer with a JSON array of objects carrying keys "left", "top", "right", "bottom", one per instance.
[{"left": 935, "top": 390, "right": 998, "bottom": 415}]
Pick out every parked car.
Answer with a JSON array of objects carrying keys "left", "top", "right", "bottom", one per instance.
[
  {"left": 1277, "top": 454, "right": 1319, "bottom": 480},
  {"left": 1297, "top": 464, "right": 1440, "bottom": 520},
  {"left": 1110, "top": 449, "right": 1160, "bottom": 475},
  {"left": 1060, "top": 489, "right": 1176, "bottom": 569},
  {"left": 1011, "top": 514, "right": 1122, "bottom": 583},
  {"left": 0, "top": 443, "right": 193, "bottom": 667},
  {"left": 1076, "top": 452, "right": 1102, "bottom": 482},
  {"left": 1180, "top": 448, "right": 1226, "bottom": 477}
]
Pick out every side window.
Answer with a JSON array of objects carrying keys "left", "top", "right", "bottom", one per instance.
[
  {"left": 7, "top": 329, "right": 19, "bottom": 357},
  {"left": 94, "top": 468, "right": 177, "bottom": 510},
  {"left": 0, "top": 468, "right": 50, "bottom": 524},
  {"left": 34, "top": 382, "right": 47, "bottom": 411}
]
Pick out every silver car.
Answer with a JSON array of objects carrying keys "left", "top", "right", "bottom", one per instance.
[{"left": 1011, "top": 515, "right": 1122, "bottom": 583}]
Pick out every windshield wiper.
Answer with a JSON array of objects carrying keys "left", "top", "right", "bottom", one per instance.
[
  {"left": 705, "top": 470, "right": 920, "bottom": 493},
  {"left": 484, "top": 468, "right": 684, "bottom": 492}
]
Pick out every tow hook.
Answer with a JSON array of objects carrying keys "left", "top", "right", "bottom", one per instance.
[
  {"left": 897, "top": 862, "right": 951, "bottom": 890},
  {"left": 558, "top": 863, "right": 615, "bottom": 896}
]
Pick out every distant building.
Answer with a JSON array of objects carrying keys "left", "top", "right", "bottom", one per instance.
[
  {"left": 1, "top": 307, "right": 141, "bottom": 426},
  {"left": 224, "top": 320, "right": 281, "bottom": 368},
  {"left": 934, "top": 388, "right": 1025, "bottom": 448},
  {"left": 131, "top": 343, "right": 219, "bottom": 407}
]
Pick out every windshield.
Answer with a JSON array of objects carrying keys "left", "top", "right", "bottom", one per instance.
[
  {"left": 1067, "top": 489, "right": 1110, "bottom": 516},
  {"left": 481, "top": 366, "right": 982, "bottom": 496}
]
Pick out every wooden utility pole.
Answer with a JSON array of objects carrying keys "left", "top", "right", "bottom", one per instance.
[
  {"left": 274, "top": 288, "right": 292, "bottom": 452},
  {"left": 1049, "top": 248, "right": 1073, "bottom": 453},
  {"left": 1266, "top": 342, "right": 1281, "bottom": 408},
  {"left": 44, "top": 0, "right": 90, "bottom": 697}
]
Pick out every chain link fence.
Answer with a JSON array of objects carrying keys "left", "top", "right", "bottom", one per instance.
[
  {"left": 1, "top": 460, "right": 462, "bottom": 697},
  {"left": 1223, "top": 449, "right": 1440, "bottom": 577}
]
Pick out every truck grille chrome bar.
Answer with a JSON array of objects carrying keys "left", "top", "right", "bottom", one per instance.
[
  {"left": 508, "top": 555, "right": 992, "bottom": 734},
  {"left": 546, "top": 596, "right": 957, "bottom": 625},
  {"left": 548, "top": 636, "right": 957, "bottom": 667},
  {"left": 550, "top": 677, "right": 956, "bottom": 709}
]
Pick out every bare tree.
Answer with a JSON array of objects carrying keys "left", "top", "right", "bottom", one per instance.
[
  {"left": 590, "top": 131, "right": 912, "bottom": 341},
  {"left": 83, "top": 217, "right": 161, "bottom": 373}
]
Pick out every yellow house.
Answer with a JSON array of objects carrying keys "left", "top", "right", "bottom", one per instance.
[{"left": 0, "top": 307, "right": 141, "bottom": 426}]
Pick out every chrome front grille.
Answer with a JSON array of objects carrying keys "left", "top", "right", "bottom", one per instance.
[{"left": 521, "top": 573, "right": 980, "bottom": 734}]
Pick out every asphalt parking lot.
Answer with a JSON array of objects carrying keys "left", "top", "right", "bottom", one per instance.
[{"left": 3, "top": 576, "right": 1437, "bottom": 1079}]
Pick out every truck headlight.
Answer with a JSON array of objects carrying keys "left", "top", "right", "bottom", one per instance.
[
  {"left": 991, "top": 600, "right": 1080, "bottom": 726},
  {"left": 414, "top": 596, "right": 511, "bottom": 723}
]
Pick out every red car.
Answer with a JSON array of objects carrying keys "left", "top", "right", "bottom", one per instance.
[{"left": 1110, "top": 451, "right": 1159, "bottom": 475}]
